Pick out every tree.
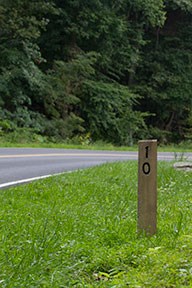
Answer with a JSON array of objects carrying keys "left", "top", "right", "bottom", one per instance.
[
  {"left": 1, "top": 0, "right": 191, "bottom": 145},
  {"left": 39, "top": 0, "right": 165, "bottom": 144},
  {"left": 134, "top": 1, "right": 192, "bottom": 142},
  {"left": 0, "top": 0, "right": 55, "bottom": 130}
]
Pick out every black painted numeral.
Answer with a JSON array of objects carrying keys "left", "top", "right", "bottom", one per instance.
[
  {"left": 145, "top": 146, "right": 149, "bottom": 158},
  {"left": 142, "top": 162, "right": 150, "bottom": 175}
]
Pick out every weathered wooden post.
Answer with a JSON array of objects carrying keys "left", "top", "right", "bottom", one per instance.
[{"left": 138, "top": 140, "right": 157, "bottom": 236}]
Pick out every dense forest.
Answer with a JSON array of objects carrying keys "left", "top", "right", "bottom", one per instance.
[{"left": 0, "top": 0, "right": 192, "bottom": 145}]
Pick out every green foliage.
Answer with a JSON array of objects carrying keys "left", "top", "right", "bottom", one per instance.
[
  {"left": 134, "top": 5, "right": 192, "bottom": 143},
  {"left": 0, "top": 120, "right": 14, "bottom": 135},
  {"left": 0, "top": 127, "right": 48, "bottom": 144},
  {"left": 42, "top": 52, "right": 98, "bottom": 139},
  {"left": 0, "top": 0, "right": 191, "bottom": 145},
  {"left": 166, "top": 0, "right": 192, "bottom": 11},
  {"left": 0, "top": 0, "right": 55, "bottom": 134},
  {"left": 127, "top": 0, "right": 166, "bottom": 27},
  {"left": 43, "top": 115, "right": 84, "bottom": 141},
  {"left": 80, "top": 80, "right": 147, "bottom": 145}
]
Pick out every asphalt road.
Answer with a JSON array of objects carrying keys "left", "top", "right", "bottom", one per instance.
[{"left": 0, "top": 148, "right": 191, "bottom": 188}]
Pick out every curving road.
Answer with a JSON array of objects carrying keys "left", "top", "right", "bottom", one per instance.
[{"left": 0, "top": 148, "right": 191, "bottom": 188}]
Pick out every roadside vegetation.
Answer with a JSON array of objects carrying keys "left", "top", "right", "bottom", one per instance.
[
  {"left": 0, "top": 1, "right": 192, "bottom": 146},
  {"left": 0, "top": 161, "right": 191, "bottom": 287},
  {"left": 1, "top": 126, "right": 192, "bottom": 152},
  {"left": 1, "top": 128, "right": 192, "bottom": 152}
]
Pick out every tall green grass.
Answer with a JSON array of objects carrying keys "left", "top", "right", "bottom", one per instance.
[
  {"left": 1, "top": 129, "right": 192, "bottom": 151},
  {"left": 0, "top": 161, "right": 191, "bottom": 287}
]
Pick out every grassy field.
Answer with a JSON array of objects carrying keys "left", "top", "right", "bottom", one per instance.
[{"left": 0, "top": 161, "right": 192, "bottom": 287}]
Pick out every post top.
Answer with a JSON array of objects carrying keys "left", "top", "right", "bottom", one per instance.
[{"left": 138, "top": 139, "right": 157, "bottom": 143}]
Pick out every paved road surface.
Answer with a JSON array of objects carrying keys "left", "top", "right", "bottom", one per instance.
[{"left": 0, "top": 148, "right": 191, "bottom": 188}]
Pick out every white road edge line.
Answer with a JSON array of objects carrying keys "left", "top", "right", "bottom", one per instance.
[
  {"left": 0, "top": 171, "right": 73, "bottom": 189},
  {"left": 1, "top": 153, "right": 186, "bottom": 189}
]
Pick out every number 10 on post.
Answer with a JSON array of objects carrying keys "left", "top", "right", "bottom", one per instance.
[{"left": 138, "top": 140, "right": 157, "bottom": 236}]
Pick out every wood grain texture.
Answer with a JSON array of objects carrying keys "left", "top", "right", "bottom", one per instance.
[{"left": 138, "top": 140, "right": 157, "bottom": 236}]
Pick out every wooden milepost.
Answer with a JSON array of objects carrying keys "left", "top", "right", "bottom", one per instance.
[{"left": 138, "top": 140, "right": 157, "bottom": 236}]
